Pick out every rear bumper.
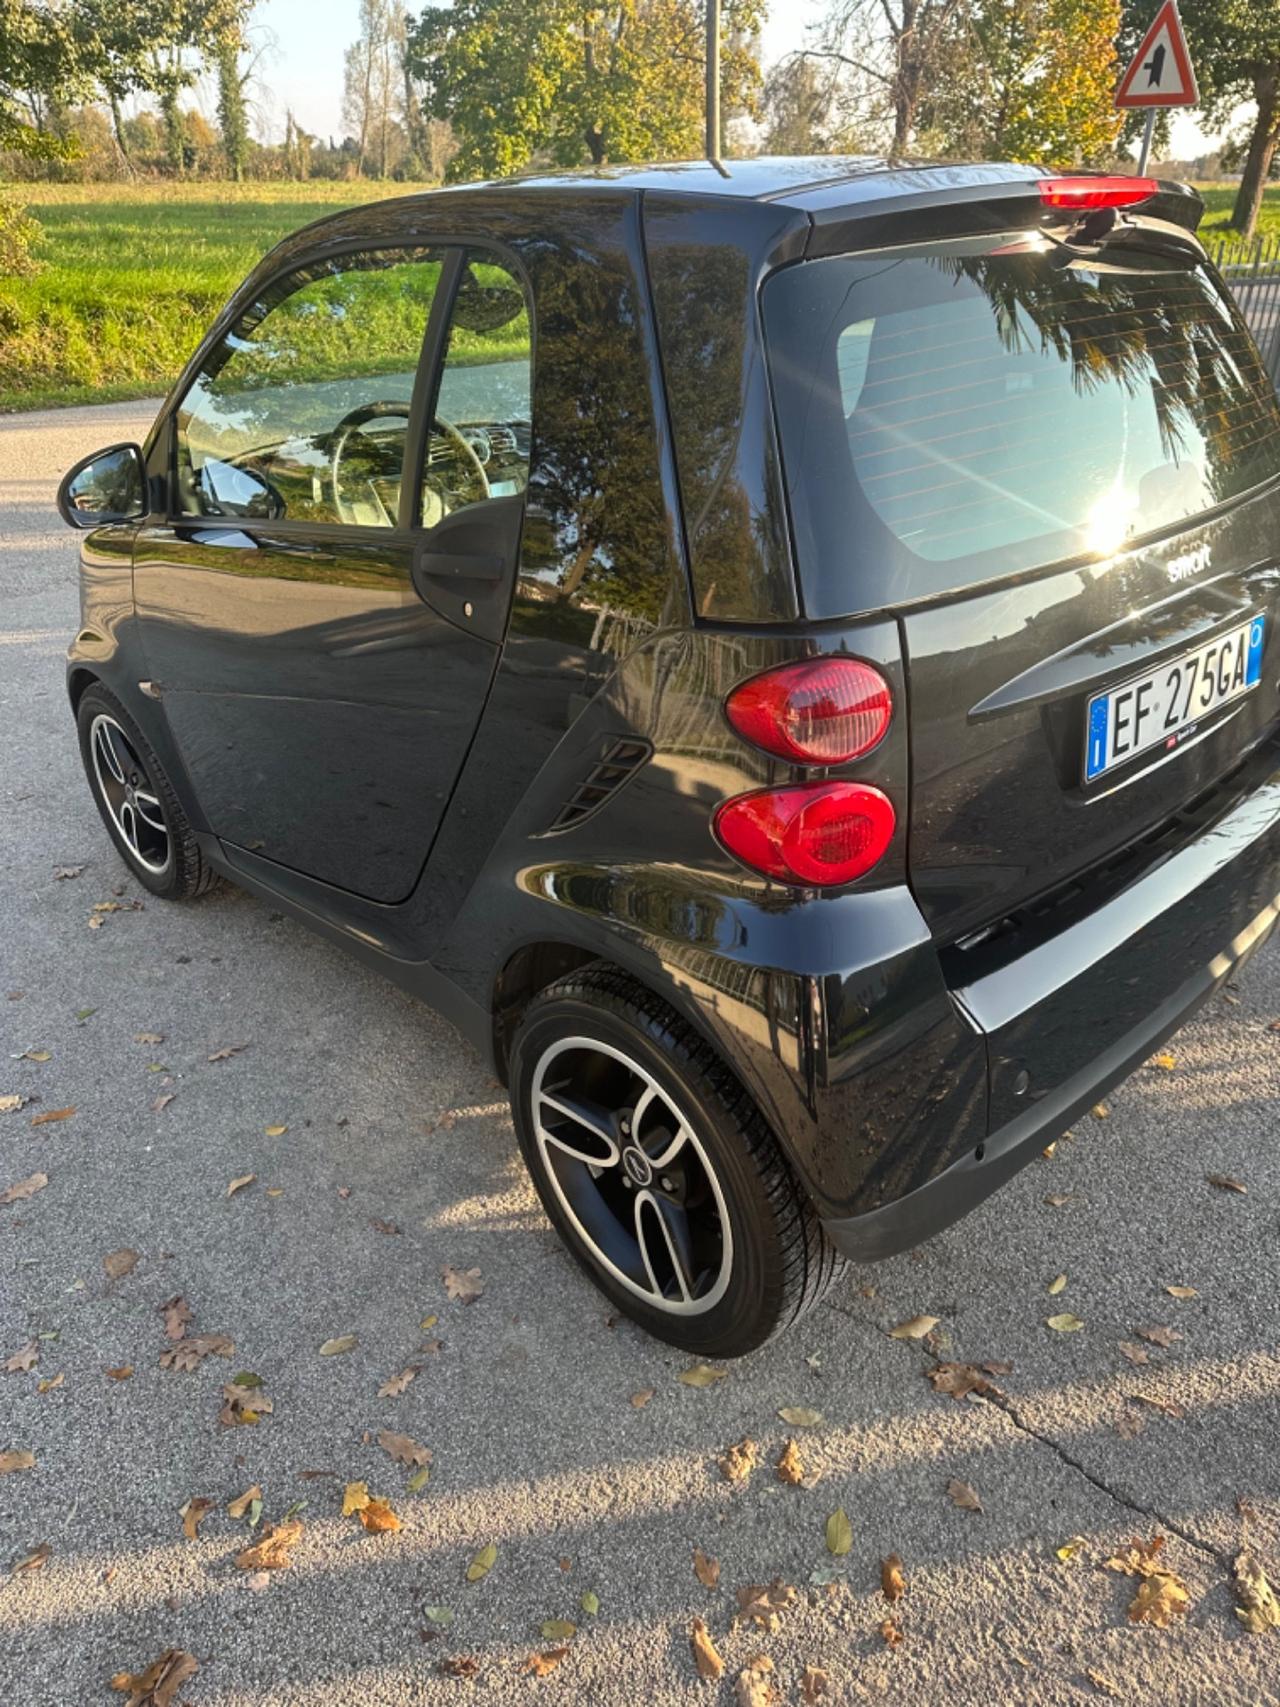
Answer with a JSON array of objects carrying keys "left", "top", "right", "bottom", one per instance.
[{"left": 822, "top": 764, "right": 1280, "bottom": 1261}]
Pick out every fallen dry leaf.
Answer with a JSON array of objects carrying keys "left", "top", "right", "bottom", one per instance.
[
  {"left": 31, "top": 1107, "right": 75, "bottom": 1127},
  {"left": 735, "top": 1654, "right": 779, "bottom": 1707},
  {"left": 1091, "top": 1101, "right": 1110, "bottom": 1119},
  {"left": 1115, "top": 1409, "right": 1147, "bottom": 1439},
  {"left": 378, "top": 1368, "right": 417, "bottom": 1399},
  {"left": 228, "top": 1486, "right": 261, "bottom": 1520},
  {"left": 160, "top": 1334, "right": 233, "bottom": 1373},
  {"left": 777, "top": 1406, "right": 823, "bottom": 1427},
  {"left": 109, "top": 1647, "right": 198, "bottom": 1705},
  {"left": 180, "top": 1498, "right": 213, "bottom": 1541},
  {"left": 1148, "top": 1052, "right": 1176, "bottom": 1070},
  {"left": 735, "top": 1578, "right": 797, "bottom": 1631},
  {"left": 879, "top": 1616, "right": 903, "bottom": 1648},
  {"left": 5, "top": 1342, "right": 38, "bottom": 1374},
  {"left": 105, "top": 1366, "right": 133, "bottom": 1382},
  {"left": 1135, "top": 1325, "right": 1182, "bottom": 1348},
  {"left": 0, "top": 1172, "right": 48, "bottom": 1205},
  {"left": 407, "top": 1464, "right": 430, "bottom": 1493},
  {"left": 693, "top": 1547, "right": 720, "bottom": 1589},
  {"left": 12, "top": 1540, "right": 51, "bottom": 1573},
  {"left": 1103, "top": 1534, "right": 1166, "bottom": 1576},
  {"left": 1128, "top": 1571, "right": 1190, "bottom": 1627},
  {"left": 801, "top": 1665, "right": 830, "bottom": 1703},
  {"left": 0, "top": 1450, "right": 35, "bottom": 1474},
  {"left": 678, "top": 1363, "right": 727, "bottom": 1387},
  {"left": 1047, "top": 1312, "right": 1084, "bottom": 1333},
  {"left": 318, "top": 1334, "right": 357, "bottom": 1357},
  {"left": 226, "top": 1174, "right": 256, "bottom": 1198},
  {"left": 20, "top": 1049, "right": 51, "bottom": 1062},
  {"left": 690, "top": 1617, "right": 725, "bottom": 1680},
  {"left": 630, "top": 1388, "right": 654, "bottom": 1408},
  {"left": 1044, "top": 1192, "right": 1073, "bottom": 1207},
  {"left": 37, "top": 1374, "right": 63, "bottom": 1394},
  {"left": 717, "top": 1437, "right": 759, "bottom": 1483},
  {"left": 53, "top": 865, "right": 85, "bottom": 880},
  {"left": 1206, "top": 1173, "right": 1247, "bottom": 1193},
  {"left": 378, "top": 1430, "right": 431, "bottom": 1468},
  {"left": 1084, "top": 1667, "right": 1122, "bottom": 1697},
  {"left": 1047, "top": 1274, "right": 1067, "bottom": 1296},
  {"left": 264, "top": 1123, "right": 287, "bottom": 1137},
  {"left": 947, "top": 1477, "right": 982, "bottom": 1512},
  {"left": 540, "top": 1619, "right": 576, "bottom": 1641},
  {"left": 1131, "top": 1393, "right": 1186, "bottom": 1420},
  {"left": 0, "top": 1094, "right": 31, "bottom": 1114},
  {"left": 441, "top": 1264, "right": 484, "bottom": 1303},
  {"left": 438, "top": 1655, "right": 480, "bottom": 1679},
  {"left": 776, "top": 1439, "right": 805, "bottom": 1486},
  {"left": 881, "top": 1554, "right": 906, "bottom": 1602},
  {"left": 927, "top": 1362, "right": 997, "bottom": 1400},
  {"left": 343, "top": 1481, "right": 370, "bottom": 1516},
  {"left": 359, "top": 1497, "right": 401, "bottom": 1533},
  {"left": 234, "top": 1519, "right": 302, "bottom": 1570},
  {"left": 825, "top": 1508, "right": 852, "bottom": 1557},
  {"left": 1234, "top": 1550, "right": 1280, "bottom": 1634},
  {"left": 523, "top": 1648, "right": 569, "bottom": 1677},
  {"left": 466, "top": 1541, "right": 497, "bottom": 1582},
  {"left": 1164, "top": 1285, "right": 1198, "bottom": 1300},
  {"left": 134, "top": 1033, "right": 164, "bottom": 1045},
  {"left": 207, "top": 1043, "right": 248, "bottom": 1062},
  {"left": 889, "top": 1314, "right": 939, "bottom": 1340},
  {"left": 151, "top": 1094, "right": 175, "bottom": 1113},
  {"left": 1118, "top": 1341, "right": 1151, "bottom": 1366},
  {"left": 103, "top": 1250, "right": 138, "bottom": 1280},
  {"left": 159, "top": 1297, "right": 193, "bottom": 1342},
  {"left": 218, "top": 1383, "right": 272, "bottom": 1427}
]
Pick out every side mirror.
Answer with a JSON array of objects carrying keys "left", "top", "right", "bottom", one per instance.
[{"left": 56, "top": 443, "right": 147, "bottom": 530}]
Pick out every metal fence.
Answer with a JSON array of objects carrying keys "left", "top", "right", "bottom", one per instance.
[{"left": 1207, "top": 232, "right": 1280, "bottom": 388}]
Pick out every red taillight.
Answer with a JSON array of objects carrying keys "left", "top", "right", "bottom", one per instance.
[
  {"left": 715, "top": 781, "right": 896, "bottom": 887},
  {"left": 1037, "top": 175, "right": 1157, "bottom": 210},
  {"left": 725, "top": 656, "right": 892, "bottom": 765}
]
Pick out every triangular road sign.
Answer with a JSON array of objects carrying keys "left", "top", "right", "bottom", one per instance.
[{"left": 1116, "top": 1, "right": 1198, "bottom": 108}]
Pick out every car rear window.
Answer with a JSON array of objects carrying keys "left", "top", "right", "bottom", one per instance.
[{"left": 764, "top": 240, "right": 1280, "bottom": 614}]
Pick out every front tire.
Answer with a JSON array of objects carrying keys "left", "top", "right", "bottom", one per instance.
[
  {"left": 76, "top": 683, "right": 216, "bottom": 901},
  {"left": 509, "top": 967, "right": 844, "bottom": 1357}
]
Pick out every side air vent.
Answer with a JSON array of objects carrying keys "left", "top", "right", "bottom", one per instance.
[{"left": 546, "top": 738, "right": 652, "bottom": 833}]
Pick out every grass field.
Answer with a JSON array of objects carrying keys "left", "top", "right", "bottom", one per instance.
[
  {"left": 1197, "top": 184, "right": 1280, "bottom": 247},
  {"left": 2, "top": 176, "right": 1279, "bottom": 412},
  {"left": 0, "top": 180, "right": 431, "bottom": 411}
]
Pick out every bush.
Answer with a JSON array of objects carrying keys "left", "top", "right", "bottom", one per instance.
[{"left": 0, "top": 192, "right": 43, "bottom": 277}]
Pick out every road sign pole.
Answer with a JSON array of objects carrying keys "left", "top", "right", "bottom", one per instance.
[
  {"left": 706, "top": 0, "right": 721, "bottom": 161},
  {"left": 1137, "top": 109, "right": 1156, "bottom": 174}
]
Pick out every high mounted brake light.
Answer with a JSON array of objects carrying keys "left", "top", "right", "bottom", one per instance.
[{"left": 1037, "top": 176, "right": 1157, "bottom": 210}]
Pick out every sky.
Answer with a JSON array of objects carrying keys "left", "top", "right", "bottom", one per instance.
[{"left": 244, "top": 0, "right": 1220, "bottom": 159}]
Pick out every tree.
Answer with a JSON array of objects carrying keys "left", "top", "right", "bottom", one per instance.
[
  {"left": 807, "top": 0, "right": 971, "bottom": 154},
  {"left": 760, "top": 54, "right": 844, "bottom": 154},
  {"left": 923, "top": 0, "right": 1121, "bottom": 163},
  {"left": 213, "top": 29, "right": 250, "bottom": 181},
  {"left": 0, "top": 0, "right": 87, "bottom": 159},
  {"left": 1122, "top": 0, "right": 1279, "bottom": 238},
  {"left": 406, "top": 0, "right": 764, "bottom": 183},
  {"left": 344, "top": 0, "right": 404, "bottom": 177}
]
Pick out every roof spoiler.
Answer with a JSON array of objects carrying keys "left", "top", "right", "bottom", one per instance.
[{"left": 804, "top": 170, "right": 1204, "bottom": 261}]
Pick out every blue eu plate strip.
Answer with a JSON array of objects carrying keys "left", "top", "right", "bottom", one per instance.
[
  {"left": 1086, "top": 693, "right": 1110, "bottom": 782},
  {"left": 1246, "top": 615, "right": 1266, "bottom": 686}
]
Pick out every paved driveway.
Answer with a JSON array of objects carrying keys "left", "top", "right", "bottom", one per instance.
[{"left": 3, "top": 403, "right": 1280, "bottom": 1707}]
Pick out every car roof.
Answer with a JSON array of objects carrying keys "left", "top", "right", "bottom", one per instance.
[{"left": 427, "top": 155, "right": 1043, "bottom": 210}]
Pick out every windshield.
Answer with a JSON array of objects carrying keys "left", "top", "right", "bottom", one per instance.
[{"left": 764, "top": 240, "right": 1280, "bottom": 614}]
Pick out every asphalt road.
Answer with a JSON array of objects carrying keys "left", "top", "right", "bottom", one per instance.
[{"left": 4, "top": 402, "right": 1280, "bottom": 1707}]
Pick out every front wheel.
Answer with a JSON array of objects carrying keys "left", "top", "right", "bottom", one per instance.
[
  {"left": 76, "top": 683, "right": 216, "bottom": 901},
  {"left": 509, "top": 968, "right": 844, "bottom": 1357}
]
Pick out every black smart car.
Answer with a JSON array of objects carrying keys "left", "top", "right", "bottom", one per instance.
[{"left": 58, "top": 158, "right": 1280, "bottom": 1356}]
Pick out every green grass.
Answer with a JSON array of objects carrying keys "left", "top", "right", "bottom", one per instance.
[
  {"left": 1194, "top": 182, "right": 1280, "bottom": 251},
  {"left": 0, "top": 180, "right": 435, "bottom": 411}
]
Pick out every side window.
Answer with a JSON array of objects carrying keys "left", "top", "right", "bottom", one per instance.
[
  {"left": 422, "top": 252, "right": 531, "bottom": 528},
  {"left": 174, "top": 248, "right": 446, "bottom": 528}
]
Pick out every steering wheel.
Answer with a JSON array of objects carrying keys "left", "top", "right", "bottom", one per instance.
[{"left": 329, "top": 400, "right": 490, "bottom": 527}]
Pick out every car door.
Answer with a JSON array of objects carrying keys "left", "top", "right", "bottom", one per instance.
[{"left": 133, "top": 244, "right": 532, "bottom": 904}]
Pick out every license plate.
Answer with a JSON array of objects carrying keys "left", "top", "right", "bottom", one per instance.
[{"left": 1084, "top": 615, "right": 1266, "bottom": 782}]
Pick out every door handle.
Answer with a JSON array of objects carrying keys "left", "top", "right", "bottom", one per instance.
[{"left": 413, "top": 545, "right": 505, "bottom": 584}]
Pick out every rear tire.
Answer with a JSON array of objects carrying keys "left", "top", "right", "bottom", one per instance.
[
  {"left": 76, "top": 683, "right": 216, "bottom": 902},
  {"left": 509, "top": 966, "right": 844, "bottom": 1357}
]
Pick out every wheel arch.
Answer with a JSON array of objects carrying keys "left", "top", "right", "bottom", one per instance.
[{"left": 67, "top": 665, "right": 100, "bottom": 710}]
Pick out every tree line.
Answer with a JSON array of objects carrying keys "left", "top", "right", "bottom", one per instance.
[{"left": 1, "top": 0, "right": 1277, "bottom": 234}]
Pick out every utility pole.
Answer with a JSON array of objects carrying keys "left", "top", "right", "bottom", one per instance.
[{"left": 705, "top": 0, "right": 721, "bottom": 161}]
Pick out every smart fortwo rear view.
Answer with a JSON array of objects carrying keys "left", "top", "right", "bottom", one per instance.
[{"left": 58, "top": 160, "right": 1280, "bottom": 1356}]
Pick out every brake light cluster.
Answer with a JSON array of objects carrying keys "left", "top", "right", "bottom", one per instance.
[
  {"left": 715, "top": 656, "right": 896, "bottom": 888},
  {"left": 1037, "top": 176, "right": 1156, "bottom": 210}
]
